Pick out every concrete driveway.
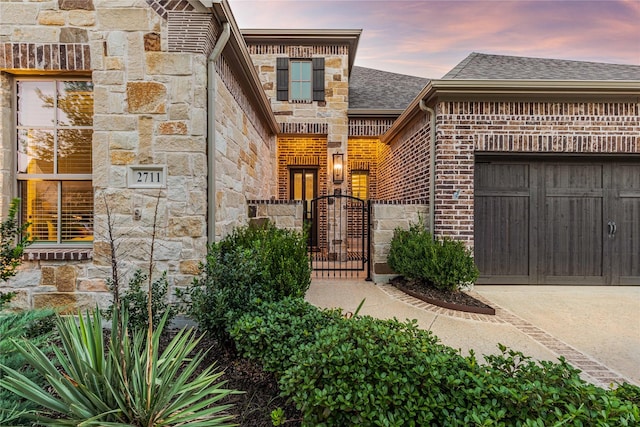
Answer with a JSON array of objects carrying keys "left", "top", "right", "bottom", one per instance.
[{"left": 305, "top": 279, "right": 640, "bottom": 388}]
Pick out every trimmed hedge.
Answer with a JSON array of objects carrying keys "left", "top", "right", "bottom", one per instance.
[
  {"left": 387, "top": 220, "right": 478, "bottom": 291},
  {"left": 231, "top": 300, "right": 640, "bottom": 426}
]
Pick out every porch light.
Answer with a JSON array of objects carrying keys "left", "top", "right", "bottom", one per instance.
[{"left": 333, "top": 153, "right": 344, "bottom": 183}]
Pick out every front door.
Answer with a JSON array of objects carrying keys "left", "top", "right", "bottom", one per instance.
[{"left": 290, "top": 169, "right": 318, "bottom": 246}]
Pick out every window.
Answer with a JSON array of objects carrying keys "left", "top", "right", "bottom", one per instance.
[
  {"left": 276, "top": 57, "right": 325, "bottom": 102},
  {"left": 16, "top": 79, "right": 94, "bottom": 244},
  {"left": 290, "top": 60, "right": 312, "bottom": 101},
  {"left": 351, "top": 171, "right": 369, "bottom": 200}
]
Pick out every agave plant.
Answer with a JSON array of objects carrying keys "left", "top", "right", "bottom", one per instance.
[{"left": 0, "top": 308, "right": 239, "bottom": 426}]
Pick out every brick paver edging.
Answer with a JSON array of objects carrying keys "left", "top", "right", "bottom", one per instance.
[{"left": 377, "top": 283, "right": 631, "bottom": 388}]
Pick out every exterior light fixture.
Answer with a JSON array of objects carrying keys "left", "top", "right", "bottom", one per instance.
[{"left": 333, "top": 153, "right": 344, "bottom": 183}]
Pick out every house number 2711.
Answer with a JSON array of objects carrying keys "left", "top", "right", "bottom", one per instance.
[
  {"left": 127, "top": 166, "right": 166, "bottom": 188},
  {"left": 136, "top": 171, "right": 162, "bottom": 183}
]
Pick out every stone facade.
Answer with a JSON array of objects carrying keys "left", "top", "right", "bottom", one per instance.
[
  {"left": 370, "top": 202, "right": 429, "bottom": 283},
  {"left": 0, "top": 0, "right": 278, "bottom": 310},
  {"left": 246, "top": 39, "right": 352, "bottom": 197}
]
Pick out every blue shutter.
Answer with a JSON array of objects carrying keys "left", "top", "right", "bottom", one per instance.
[
  {"left": 277, "top": 57, "right": 289, "bottom": 101},
  {"left": 312, "top": 57, "right": 325, "bottom": 101}
]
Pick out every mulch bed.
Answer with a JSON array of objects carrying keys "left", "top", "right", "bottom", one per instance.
[
  {"left": 390, "top": 276, "right": 495, "bottom": 315},
  {"left": 160, "top": 332, "right": 302, "bottom": 427}
]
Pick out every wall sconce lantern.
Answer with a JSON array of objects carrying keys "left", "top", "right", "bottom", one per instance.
[{"left": 333, "top": 153, "right": 344, "bottom": 183}]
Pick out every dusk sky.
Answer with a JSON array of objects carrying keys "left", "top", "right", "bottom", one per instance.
[{"left": 228, "top": 0, "right": 640, "bottom": 79}]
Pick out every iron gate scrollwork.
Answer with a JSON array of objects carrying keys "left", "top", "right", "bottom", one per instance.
[{"left": 305, "top": 194, "right": 371, "bottom": 279}]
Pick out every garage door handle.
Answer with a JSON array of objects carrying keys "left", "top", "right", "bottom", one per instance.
[{"left": 608, "top": 221, "right": 617, "bottom": 237}]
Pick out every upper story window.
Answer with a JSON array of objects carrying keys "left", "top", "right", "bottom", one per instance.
[
  {"left": 276, "top": 57, "right": 325, "bottom": 102},
  {"left": 290, "top": 60, "right": 312, "bottom": 101},
  {"left": 16, "top": 79, "right": 94, "bottom": 245}
]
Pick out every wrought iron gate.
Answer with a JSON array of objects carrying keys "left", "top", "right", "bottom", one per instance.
[{"left": 305, "top": 194, "right": 371, "bottom": 279}]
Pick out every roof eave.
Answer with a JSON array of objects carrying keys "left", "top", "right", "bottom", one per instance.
[
  {"left": 381, "top": 79, "right": 640, "bottom": 144},
  {"left": 241, "top": 29, "right": 362, "bottom": 75},
  {"left": 205, "top": 1, "right": 280, "bottom": 134}
]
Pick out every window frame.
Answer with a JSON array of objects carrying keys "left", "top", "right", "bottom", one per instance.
[
  {"left": 289, "top": 60, "right": 313, "bottom": 101},
  {"left": 15, "top": 77, "right": 94, "bottom": 247},
  {"left": 276, "top": 57, "right": 325, "bottom": 102},
  {"left": 351, "top": 170, "right": 369, "bottom": 201}
]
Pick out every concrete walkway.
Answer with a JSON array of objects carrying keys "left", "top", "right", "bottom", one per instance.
[{"left": 305, "top": 278, "right": 640, "bottom": 388}]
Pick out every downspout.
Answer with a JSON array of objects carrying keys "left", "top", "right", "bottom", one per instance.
[
  {"left": 207, "top": 20, "right": 230, "bottom": 244},
  {"left": 419, "top": 100, "right": 436, "bottom": 238}
]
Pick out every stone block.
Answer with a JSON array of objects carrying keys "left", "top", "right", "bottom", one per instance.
[
  {"left": 110, "top": 150, "right": 136, "bottom": 165},
  {"left": 127, "top": 81, "right": 166, "bottom": 114},
  {"left": 94, "top": 114, "right": 137, "bottom": 131},
  {"left": 97, "top": 8, "right": 150, "bottom": 31},
  {"left": 155, "top": 136, "right": 204, "bottom": 152},
  {"left": 145, "top": 52, "right": 192, "bottom": 76},
  {"left": 0, "top": 3, "right": 39, "bottom": 25},
  {"left": 109, "top": 131, "right": 137, "bottom": 150},
  {"left": 92, "top": 240, "right": 111, "bottom": 266},
  {"left": 33, "top": 292, "right": 78, "bottom": 314},
  {"left": 60, "top": 27, "right": 88, "bottom": 43},
  {"left": 92, "top": 70, "right": 125, "bottom": 86},
  {"left": 12, "top": 27, "right": 60, "bottom": 43},
  {"left": 55, "top": 265, "right": 78, "bottom": 292},
  {"left": 104, "top": 57, "right": 124, "bottom": 71},
  {"left": 179, "top": 260, "right": 200, "bottom": 275},
  {"left": 168, "top": 103, "right": 189, "bottom": 120},
  {"left": 168, "top": 216, "right": 204, "bottom": 238},
  {"left": 68, "top": 10, "right": 95, "bottom": 26},
  {"left": 60, "top": 0, "right": 95, "bottom": 11},
  {"left": 159, "top": 121, "right": 187, "bottom": 135},
  {"left": 41, "top": 266, "right": 56, "bottom": 286},
  {"left": 144, "top": 32, "right": 161, "bottom": 51},
  {"left": 78, "top": 278, "right": 108, "bottom": 292},
  {"left": 38, "top": 10, "right": 66, "bottom": 26}
]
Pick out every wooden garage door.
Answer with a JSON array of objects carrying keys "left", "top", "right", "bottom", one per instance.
[{"left": 475, "top": 159, "right": 640, "bottom": 285}]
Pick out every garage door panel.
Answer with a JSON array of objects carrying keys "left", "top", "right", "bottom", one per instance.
[
  {"left": 475, "top": 162, "right": 531, "bottom": 278},
  {"left": 613, "top": 164, "right": 640, "bottom": 283},
  {"left": 475, "top": 195, "right": 529, "bottom": 276},
  {"left": 542, "top": 196, "right": 603, "bottom": 277}
]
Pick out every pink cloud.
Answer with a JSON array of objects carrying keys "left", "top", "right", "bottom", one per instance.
[{"left": 228, "top": 0, "right": 640, "bottom": 78}]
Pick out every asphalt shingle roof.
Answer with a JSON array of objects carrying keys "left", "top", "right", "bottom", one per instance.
[
  {"left": 443, "top": 52, "right": 640, "bottom": 80},
  {"left": 349, "top": 66, "right": 430, "bottom": 110}
]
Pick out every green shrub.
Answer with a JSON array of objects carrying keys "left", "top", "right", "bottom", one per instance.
[
  {"left": 179, "top": 222, "right": 311, "bottom": 342},
  {"left": 453, "top": 345, "right": 640, "bottom": 425},
  {"left": 104, "top": 269, "right": 176, "bottom": 332},
  {"left": 0, "top": 308, "right": 239, "bottom": 426},
  {"left": 280, "top": 315, "right": 468, "bottom": 426},
  {"left": 1, "top": 198, "right": 31, "bottom": 283},
  {"left": 0, "top": 308, "right": 56, "bottom": 426},
  {"left": 387, "top": 220, "right": 478, "bottom": 291},
  {"left": 229, "top": 296, "right": 640, "bottom": 426},
  {"left": 230, "top": 298, "right": 342, "bottom": 373}
]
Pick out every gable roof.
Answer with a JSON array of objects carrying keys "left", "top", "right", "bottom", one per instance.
[
  {"left": 241, "top": 29, "right": 362, "bottom": 74},
  {"left": 444, "top": 52, "right": 640, "bottom": 80},
  {"left": 348, "top": 66, "right": 430, "bottom": 114},
  {"left": 383, "top": 52, "right": 640, "bottom": 144}
]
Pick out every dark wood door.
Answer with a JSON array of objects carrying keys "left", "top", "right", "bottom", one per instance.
[
  {"left": 612, "top": 164, "right": 640, "bottom": 284},
  {"left": 475, "top": 159, "right": 640, "bottom": 285},
  {"left": 475, "top": 162, "right": 532, "bottom": 281}
]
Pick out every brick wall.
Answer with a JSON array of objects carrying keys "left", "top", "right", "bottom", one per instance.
[
  {"left": 379, "top": 99, "right": 640, "bottom": 250},
  {"left": 277, "top": 136, "right": 328, "bottom": 200},
  {"left": 347, "top": 138, "right": 379, "bottom": 199},
  {"left": 436, "top": 100, "right": 640, "bottom": 248},
  {"left": 377, "top": 114, "right": 431, "bottom": 203}
]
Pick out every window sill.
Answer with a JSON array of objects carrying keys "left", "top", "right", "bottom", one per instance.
[{"left": 23, "top": 248, "right": 93, "bottom": 261}]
